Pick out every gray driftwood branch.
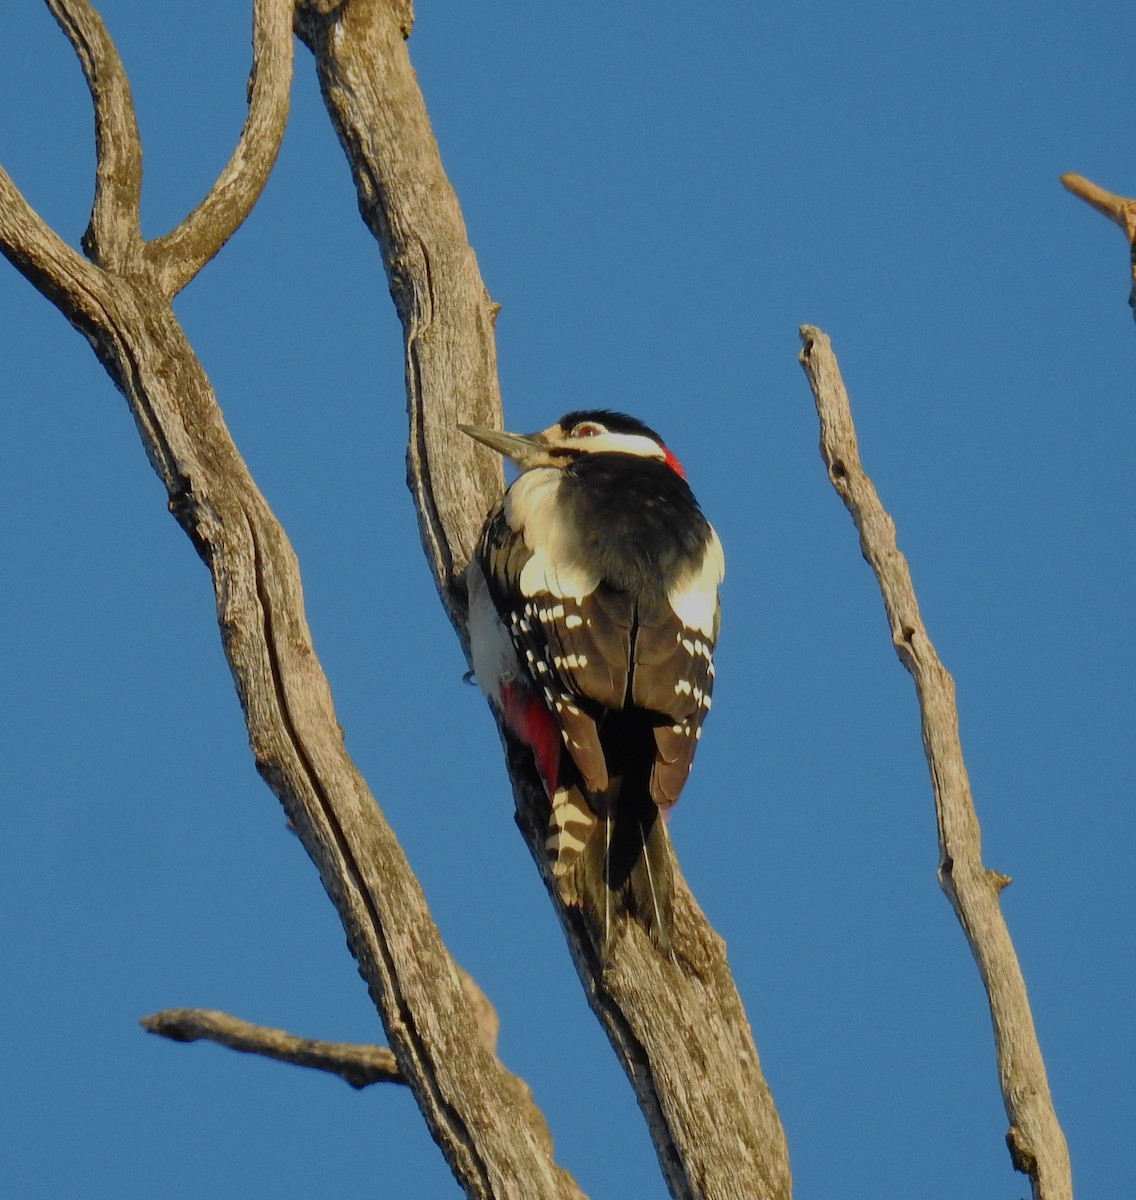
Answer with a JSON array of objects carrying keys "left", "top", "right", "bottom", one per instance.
[
  {"left": 294, "top": 2, "right": 793, "bottom": 1198},
  {"left": 798, "top": 326, "right": 1072, "bottom": 1200},
  {"left": 1061, "top": 172, "right": 1136, "bottom": 320},
  {"left": 1, "top": 3, "right": 575, "bottom": 1198}
]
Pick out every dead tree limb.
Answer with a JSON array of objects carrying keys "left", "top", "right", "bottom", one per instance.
[
  {"left": 141, "top": 1008, "right": 403, "bottom": 1089},
  {"left": 293, "top": 3, "right": 794, "bottom": 1197},
  {"left": 293, "top": 0, "right": 506, "bottom": 638},
  {"left": 140, "top": 968, "right": 553, "bottom": 1150},
  {"left": 4, "top": 1, "right": 793, "bottom": 1195},
  {"left": 140, "top": 966, "right": 502, "bottom": 1092},
  {"left": 798, "top": 325, "right": 1072, "bottom": 1200},
  {"left": 1061, "top": 173, "right": 1136, "bottom": 320},
  {"left": 0, "top": 3, "right": 575, "bottom": 1197}
]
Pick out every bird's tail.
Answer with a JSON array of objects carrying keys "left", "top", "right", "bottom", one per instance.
[{"left": 548, "top": 778, "right": 674, "bottom": 956}]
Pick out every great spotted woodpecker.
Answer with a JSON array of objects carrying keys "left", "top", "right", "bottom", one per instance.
[{"left": 462, "top": 411, "right": 724, "bottom": 953}]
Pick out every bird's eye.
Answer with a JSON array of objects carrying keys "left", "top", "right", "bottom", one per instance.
[{"left": 571, "top": 422, "right": 603, "bottom": 438}]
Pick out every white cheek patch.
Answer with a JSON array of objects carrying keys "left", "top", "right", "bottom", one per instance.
[
  {"left": 667, "top": 526, "right": 724, "bottom": 637},
  {"left": 567, "top": 431, "right": 667, "bottom": 460}
]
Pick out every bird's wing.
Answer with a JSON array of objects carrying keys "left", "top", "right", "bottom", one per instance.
[
  {"left": 636, "top": 530, "right": 723, "bottom": 808},
  {"left": 628, "top": 598, "right": 717, "bottom": 808},
  {"left": 479, "top": 506, "right": 632, "bottom": 795}
]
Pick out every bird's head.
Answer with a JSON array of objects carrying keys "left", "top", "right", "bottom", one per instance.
[{"left": 459, "top": 410, "right": 686, "bottom": 478}]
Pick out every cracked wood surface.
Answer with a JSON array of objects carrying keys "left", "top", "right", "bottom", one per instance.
[
  {"left": 0, "top": 2, "right": 578, "bottom": 1198},
  {"left": 296, "top": 2, "right": 793, "bottom": 1197}
]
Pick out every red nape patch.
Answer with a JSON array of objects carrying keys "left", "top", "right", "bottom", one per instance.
[
  {"left": 500, "top": 683, "right": 561, "bottom": 797},
  {"left": 663, "top": 446, "right": 687, "bottom": 478}
]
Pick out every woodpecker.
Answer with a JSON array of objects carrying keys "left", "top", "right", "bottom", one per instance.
[{"left": 462, "top": 410, "right": 723, "bottom": 954}]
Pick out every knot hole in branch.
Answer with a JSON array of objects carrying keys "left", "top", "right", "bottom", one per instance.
[{"left": 1006, "top": 1126, "right": 1038, "bottom": 1176}]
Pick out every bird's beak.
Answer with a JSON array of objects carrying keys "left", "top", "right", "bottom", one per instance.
[{"left": 458, "top": 424, "right": 549, "bottom": 469}]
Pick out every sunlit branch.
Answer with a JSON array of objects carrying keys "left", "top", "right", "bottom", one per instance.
[
  {"left": 798, "top": 325, "right": 1073, "bottom": 1200},
  {"left": 1061, "top": 173, "right": 1136, "bottom": 320}
]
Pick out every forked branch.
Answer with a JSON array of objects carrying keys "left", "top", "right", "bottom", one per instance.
[
  {"left": 140, "top": 967, "right": 553, "bottom": 1151},
  {"left": 798, "top": 326, "right": 1072, "bottom": 1200},
  {"left": 39, "top": 0, "right": 293, "bottom": 294},
  {"left": 1, "top": 3, "right": 575, "bottom": 1198}
]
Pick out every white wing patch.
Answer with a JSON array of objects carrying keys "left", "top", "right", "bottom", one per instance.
[
  {"left": 667, "top": 526, "right": 724, "bottom": 636},
  {"left": 507, "top": 467, "right": 599, "bottom": 600},
  {"left": 519, "top": 553, "right": 597, "bottom": 601}
]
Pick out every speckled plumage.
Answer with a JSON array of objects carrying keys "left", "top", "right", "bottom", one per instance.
[{"left": 466, "top": 411, "right": 723, "bottom": 951}]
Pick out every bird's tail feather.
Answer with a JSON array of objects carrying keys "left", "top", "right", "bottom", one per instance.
[
  {"left": 547, "top": 783, "right": 597, "bottom": 901},
  {"left": 550, "top": 781, "right": 674, "bottom": 956}
]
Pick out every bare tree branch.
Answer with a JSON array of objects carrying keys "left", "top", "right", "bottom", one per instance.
[
  {"left": 295, "top": 0, "right": 506, "bottom": 643},
  {"left": 1061, "top": 172, "right": 1136, "bottom": 318},
  {"left": 142, "top": 969, "right": 556, "bottom": 1155},
  {"left": 146, "top": 0, "right": 295, "bottom": 296},
  {"left": 798, "top": 325, "right": 1072, "bottom": 1200},
  {"left": 142, "top": 1008, "right": 403, "bottom": 1089},
  {"left": 1061, "top": 172, "right": 1136, "bottom": 236},
  {"left": 0, "top": 167, "right": 111, "bottom": 326},
  {"left": 294, "top": 3, "right": 794, "bottom": 1198},
  {"left": 37, "top": 0, "right": 293, "bottom": 296},
  {"left": 46, "top": 0, "right": 143, "bottom": 267},
  {"left": 1, "top": 6, "right": 577, "bottom": 1199}
]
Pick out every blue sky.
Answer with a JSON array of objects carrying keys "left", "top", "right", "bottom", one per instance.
[{"left": 2, "top": 3, "right": 1132, "bottom": 1197}]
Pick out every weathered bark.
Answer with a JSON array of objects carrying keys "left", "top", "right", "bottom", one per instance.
[
  {"left": 5, "top": 4, "right": 1079, "bottom": 1200},
  {"left": 798, "top": 326, "right": 1073, "bottom": 1200},
  {"left": 1, "top": 3, "right": 577, "bottom": 1198},
  {"left": 295, "top": 0, "right": 506, "bottom": 639},
  {"left": 294, "top": 3, "right": 794, "bottom": 1198}
]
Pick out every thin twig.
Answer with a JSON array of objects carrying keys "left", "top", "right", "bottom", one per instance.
[
  {"left": 1061, "top": 172, "right": 1136, "bottom": 317},
  {"left": 140, "top": 963, "right": 507, "bottom": 1092},
  {"left": 142, "top": 1008, "right": 402, "bottom": 1089},
  {"left": 1061, "top": 173, "right": 1136, "bottom": 238},
  {"left": 798, "top": 325, "right": 1072, "bottom": 1200}
]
